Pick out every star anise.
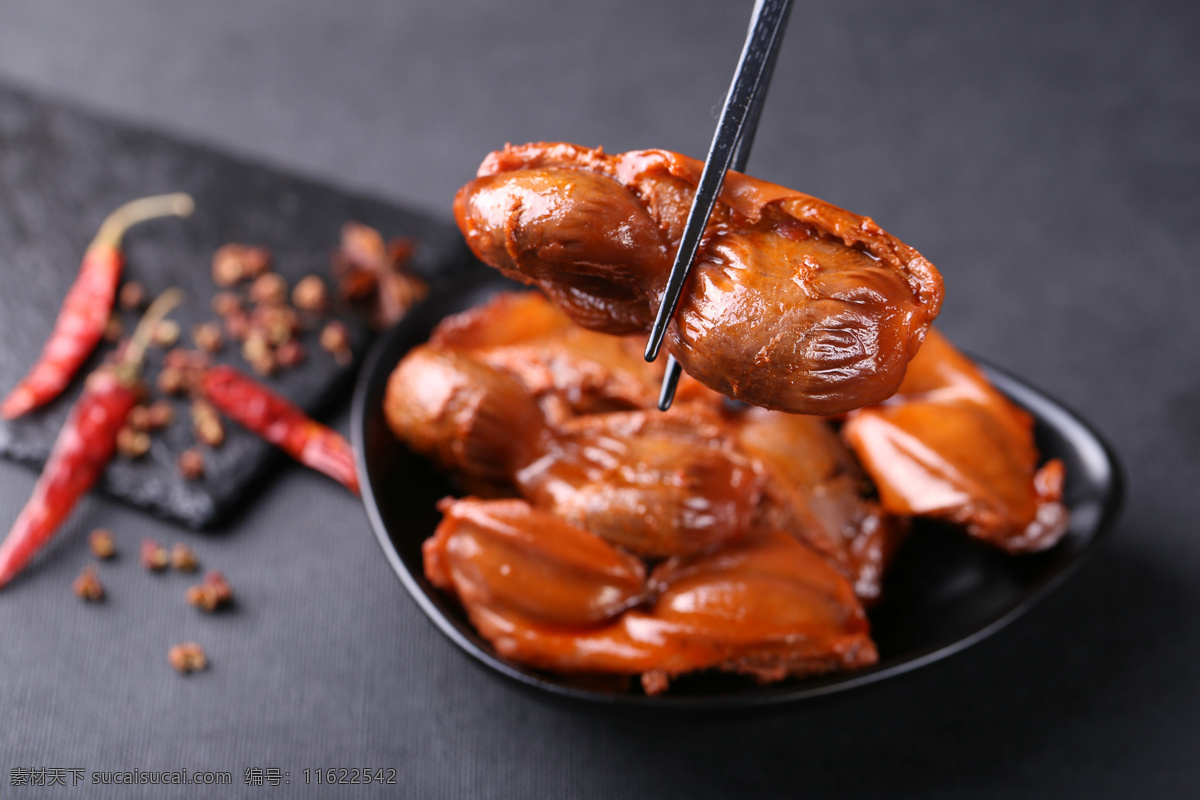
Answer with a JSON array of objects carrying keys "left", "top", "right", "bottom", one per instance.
[{"left": 331, "top": 222, "right": 427, "bottom": 330}]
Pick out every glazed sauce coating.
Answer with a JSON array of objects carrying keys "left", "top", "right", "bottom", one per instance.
[
  {"left": 454, "top": 143, "right": 944, "bottom": 415},
  {"left": 645, "top": 530, "right": 877, "bottom": 683},
  {"left": 387, "top": 334, "right": 761, "bottom": 559},
  {"left": 385, "top": 292, "right": 1067, "bottom": 692},
  {"left": 841, "top": 328, "right": 1068, "bottom": 553},
  {"left": 430, "top": 291, "right": 666, "bottom": 416},
  {"left": 384, "top": 291, "right": 909, "bottom": 573},
  {"left": 425, "top": 498, "right": 647, "bottom": 626},
  {"left": 735, "top": 407, "right": 908, "bottom": 602},
  {"left": 517, "top": 408, "right": 764, "bottom": 558},
  {"left": 427, "top": 507, "right": 876, "bottom": 693},
  {"left": 384, "top": 344, "right": 550, "bottom": 489}
]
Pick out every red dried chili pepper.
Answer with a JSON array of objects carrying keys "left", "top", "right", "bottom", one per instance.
[
  {"left": 0, "top": 290, "right": 183, "bottom": 589},
  {"left": 200, "top": 365, "right": 360, "bottom": 495},
  {"left": 1, "top": 194, "right": 193, "bottom": 419}
]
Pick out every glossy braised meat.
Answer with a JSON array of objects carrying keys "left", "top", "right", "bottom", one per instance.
[
  {"left": 642, "top": 529, "right": 877, "bottom": 689},
  {"left": 389, "top": 298, "right": 1075, "bottom": 691},
  {"left": 735, "top": 408, "right": 908, "bottom": 602},
  {"left": 385, "top": 295, "right": 910, "bottom": 574},
  {"left": 454, "top": 142, "right": 944, "bottom": 415},
  {"left": 841, "top": 328, "right": 1068, "bottom": 553},
  {"left": 424, "top": 497, "right": 647, "bottom": 626},
  {"left": 429, "top": 290, "right": 723, "bottom": 421},
  {"left": 516, "top": 407, "right": 764, "bottom": 558},
  {"left": 384, "top": 344, "right": 550, "bottom": 492},
  {"left": 386, "top": 342, "right": 762, "bottom": 558},
  {"left": 426, "top": 498, "right": 876, "bottom": 694}
]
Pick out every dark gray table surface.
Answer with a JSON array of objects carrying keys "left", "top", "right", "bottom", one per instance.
[{"left": 1, "top": 1, "right": 1197, "bottom": 797}]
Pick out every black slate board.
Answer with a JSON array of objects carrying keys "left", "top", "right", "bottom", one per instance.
[{"left": 0, "top": 83, "right": 475, "bottom": 527}]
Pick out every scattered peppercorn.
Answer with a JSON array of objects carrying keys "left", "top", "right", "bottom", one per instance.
[
  {"left": 171, "top": 543, "right": 199, "bottom": 573},
  {"left": 118, "top": 280, "right": 146, "bottom": 311},
  {"left": 191, "top": 399, "right": 225, "bottom": 447},
  {"left": 242, "top": 331, "right": 275, "bottom": 376},
  {"left": 127, "top": 404, "right": 152, "bottom": 431},
  {"left": 152, "top": 319, "right": 180, "bottom": 348},
  {"left": 211, "top": 251, "right": 241, "bottom": 286},
  {"left": 191, "top": 322, "right": 224, "bottom": 353},
  {"left": 292, "top": 275, "right": 327, "bottom": 312},
  {"left": 211, "top": 290, "right": 242, "bottom": 318},
  {"left": 146, "top": 400, "right": 175, "bottom": 429},
  {"left": 251, "top": 257, "right": 277, "bottom": 281},
  {"left": 168, "top": 642, "right": 207, "bottom": 674},
  {"left": 116, "top": 426, "right": 151, "bottom": 458},
  {"left": 249, "top": 273, "right": 288, "bottom": 306},
  {"left": 223, "top": 310, "right": 252, "bottom": 343},
  {"left": 212, "top": 243, "right": 271, "bottom": 286},
  {"left": 319, "top": 321, "right": 352, "bottom": 366},
  {"left": 102, "top": 314, "right": 124, "bottom": 343},
  {"left": 177, "top": 448, "right": 205, "bottom": 480},
  {"left": 73, "top": 566, "right": 105, "bottom": 602},
  {"left": 157, "top": 366, "right": 186, "bottom": 395},
  {"left": 140, "top": 538, "right": 169, "bottom": 571},
  {"left": 163, "top": 348, "right": 193, "bottom": 370},
  {"left": 186, "top": 571, "right": 233, "bottom": 612},
  {"left": 88, "top": 528, "right": 117, "bottom": 559},
  {"left": 161, "top": 349, "right": 209, "bottom": 394},
  {"left": 253, "top": 305, "right": 298, "bottom": 346},
  {"left": 275, "top": 339, "right": 306, "bottom": 369}
]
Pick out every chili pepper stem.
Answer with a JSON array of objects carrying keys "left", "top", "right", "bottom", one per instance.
[
  {"left": 118, "top": 288, "right": 183, "bottom": 380},
  {"left": 91, "top": 193, "right": 194, "bottom": 250}
]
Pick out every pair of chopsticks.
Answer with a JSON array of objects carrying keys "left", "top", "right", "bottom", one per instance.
[{"left": 644, "top": 0, "right": 794, "bottom": 410}]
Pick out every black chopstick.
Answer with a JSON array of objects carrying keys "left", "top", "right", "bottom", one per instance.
[{"left": 650, "top": 0, "right": 793, "bottom": 410}]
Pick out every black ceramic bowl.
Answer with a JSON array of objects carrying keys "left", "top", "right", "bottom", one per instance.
[{"left": 352, "top": 272, "right": 1124, "bottom": 711}]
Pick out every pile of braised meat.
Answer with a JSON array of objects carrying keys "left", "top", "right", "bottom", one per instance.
[
  {"left": 384, "top": 291, "right": 1066, "bottom": 695},
  {"left": 384, "top": 143, "right": 1066, "bottom": 694}
]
